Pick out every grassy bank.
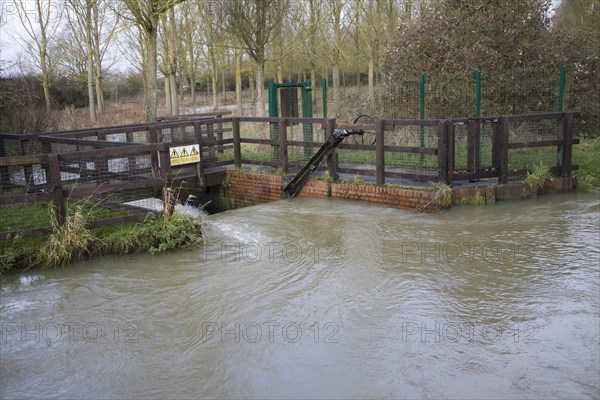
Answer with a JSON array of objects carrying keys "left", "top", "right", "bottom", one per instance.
[
  {"left": 573, "top": 137, "right": 600, "bottom": 192},
  {"left": 0, "top": 204, "right": 202, "bottom": 275}
]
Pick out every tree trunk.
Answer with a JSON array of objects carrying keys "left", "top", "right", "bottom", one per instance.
[
  {"left": 170, "top": 73, "right": 179, "bottom": 115},
  {"left": 85, "top": 2, "right": 96, "bottom": 123},
  {"left": 92, "top": 0, "right": 104, "bottom": 114},
  {"left": 256, "top": 60, "right": 265, "bottom": 117},
  {"left": 165, "top": 75, "right": 172, "bottom": 115},
  {"left": 191, "top": 75, "right": 196, "bottom": 105},
  {"left": 235, "top": 47, "right": 242, "bottom": 115},
  {"left": 146, "top": 21, "right": 158, "bottom": 123},
  {"left": 40, "top": 54, "right": 52, "bottom": 111},
  {"left": 211, "top": 74, "right": 218, "bottom": 110},
  {"left": 368, "top": 57, "right": 374, "bottom": 98}
]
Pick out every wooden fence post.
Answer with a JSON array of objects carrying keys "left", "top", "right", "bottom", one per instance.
[
  {"left": 447, "top": 122, "right": 455, "bottom": 186},
  {"left": 0, "top": 136, "right": 8, "bottom": 187},
  {"left": 21, "top": 140, "right": 34, "bottom": 191},
  {"left": 467, "top": 118, "right": 480, "bottom": 175},
  {"left": 47, "top": 154, "right": 66, "bottom": 226},
  {"left": 498, "top": 117, "right": 510, "bottom": 184},
  {"left": 158, "top": 145, "right": 171, "bottom": 182},
  {"left": 194, "top": 121, "right": 205, "bottom": 187},
  {"left": 232, "top": 117, "right": 241, "bottom": 169},
  {"left": 561, "top": 112, "right": 574, "bottom": 177},
  {"left": 278, "top": 118, "right": 288, "bottom": 174},
  {"left": 148, "top": 125, "right": 160, "bottom": 178},
  {"left": 325, "top": 118, "right": 338, "bottom": 181},
  {"left": 375, "top": 119, "right": 385, "bottom": 185},
  {"left": 437, "top": 120, "right": 448, "bottom": 183}
]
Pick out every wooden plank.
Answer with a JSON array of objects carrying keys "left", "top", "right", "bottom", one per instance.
[
  {"left": 68, "top": 178, "right": 161, "bottom": 198},
  {"left": 380, "top": 119, "right": 440, "bottom": 127},
  {"left": 508, "top": 139, "right": 564, "bottom": 149},
  {"left": 336, "top": 142, "right": 437, "bottom": 154},
  {"left": 0, "top": 226, "right": 53, "bottom": 240},
  {"left": 561, "top": 112, "right": 574, "bottom": 177},
  {"left": 505, "top": 112, "right": 566, "bottom": 122},
  {"left": 202, "top": 138, "right": 234, "bottom": 146},
  {"left": 58, "top": 143, "right": 162, "bottom": 161},
  {"left": 38, "top": 136, "right": 141, "bottom": 147},
  {"left": 0, "top": 191, "right": 54, "bottom": 205},
  {"left": 498, "top": 117, "right": 510, "bottom": 184},
  {"left": 239, "top": 138, "right": 275, "bottom": 145},
  {"left": 0, "top": 154, "right": 46, "bottom": 167}
]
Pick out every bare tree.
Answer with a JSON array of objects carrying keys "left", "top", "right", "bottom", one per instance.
[
  {"left": 118, "top": 0, "right": 184, "bottom": 122},
  {"left": 226, "top": 0, "right": 288, "bottom": 117},
  {"left": 11, "top": 0, "right": 63, "bottom": 110}
]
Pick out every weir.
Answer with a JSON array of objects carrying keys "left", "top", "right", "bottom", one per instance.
[{"left": 0, "top": 111, "right": 580, "bottom": 242}]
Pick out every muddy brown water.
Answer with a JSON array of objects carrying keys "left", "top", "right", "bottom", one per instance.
[{"left": 1, "top": 193, "right": 599, "bottom": 399}]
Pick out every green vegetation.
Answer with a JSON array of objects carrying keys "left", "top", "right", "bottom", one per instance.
[
  {"left": 0, "top": 190, "right": 203, "bottom": 274},
  {"left": 417, "top": 182, "right": 453, "bottom": 212},
  {"left": 573, "top": 137, "right": 600, "bottom": 192},
  {"left": 525, "top": 164, "right": 553, "bottom": 192}
]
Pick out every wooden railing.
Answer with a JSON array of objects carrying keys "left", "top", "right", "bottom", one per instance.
[{"left": 0, "top": 111, "right": 579, "bottom": 239}]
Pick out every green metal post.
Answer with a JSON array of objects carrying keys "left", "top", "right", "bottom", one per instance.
[
  {"left": 475, "top": 69, "right": 481, "bottom": 117},
  {"left": 302, "top": 81, "right": 313, "bottom": 158},
  {"left": 268, "top": 82, "right": 279, "bottom": 161},
  {"left": 558, "top": 65, "right": 566, "bottom": 112},
  {"left": 322, "top": 78, "right": 328, "bottom": 142},
  {"left": 419, "top": 73, "right": 425, "bottom": 164},
  {"left": 268, "top": 82, "right": 278, "bottom": 118}
]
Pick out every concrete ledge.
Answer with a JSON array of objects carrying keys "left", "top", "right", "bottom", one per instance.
[{"left": 452, "top": 176, "right": 578, "bottom": 205}]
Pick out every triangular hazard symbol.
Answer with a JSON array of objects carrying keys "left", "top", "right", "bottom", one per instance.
[
  {"left": 171, "top": 149, "right": 179, "bottom": 158},
  {"left": 190, "top": 147, "right": 199, "bottom": 156},
  {"left": 181, "top": 148, "right": 189, "bottom": 157}
]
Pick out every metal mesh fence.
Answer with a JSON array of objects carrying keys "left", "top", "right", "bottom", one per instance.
[
  {"left": 507, "top": 117, "right": 563, "bottom": 177},
  {"left": 287, "top": 122, "right": 322, "bottom": 168},
  {"left": 327, "top": 67, "right": 566, "bottom": 123}
]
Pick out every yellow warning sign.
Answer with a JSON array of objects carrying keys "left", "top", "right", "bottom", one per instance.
[{"left": 169, "top": 144, "right": 200, "bottom": 166}]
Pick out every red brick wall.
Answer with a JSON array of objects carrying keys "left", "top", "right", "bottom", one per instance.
[
  {"left": 221, "top": 171, "right": 439, "bottom": 211},
  {"left": 220, "top": 171, "right": 284, "bottom": 209}
]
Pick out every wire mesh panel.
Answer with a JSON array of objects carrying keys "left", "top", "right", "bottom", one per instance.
[
  {"left": 479, "top": 121, "right": 495, "bottom": 169},
  {"left": 58, "top": 147, "right": 156, "bottom": 192},
  {"left": 287, "top": 122, "right": 323, "bottom": 168},
  {"left": 0, "top": 200, "right": 54, "bottom": 235},
  {"left": 508, "top": 116, "right": 563, "bottom": 176},
  {"left": 383, "top": 124, "right": 439, "bottom": 180},
  {"left": 1, "top": 157, "right": 55, "bottom": 239},
  {"left": 158, "top": 124, "right": 196, "bottom": 144},
  {"left": 238, "top": 120, "right": 275, "bottom": 165},
  {"left": 452, "top": 123, "right": 470, "bottom": 171}
]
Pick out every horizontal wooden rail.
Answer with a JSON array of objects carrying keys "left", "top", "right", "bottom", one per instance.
[{"left": 0, "top": 154, "right": 47, "bottom": 167}]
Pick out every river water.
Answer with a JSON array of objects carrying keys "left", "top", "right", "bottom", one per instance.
[{"left": 1, "top": 193, "right": 599, "bottom": 399}]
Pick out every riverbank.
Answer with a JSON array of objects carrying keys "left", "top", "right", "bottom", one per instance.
[{"left": 0, "top": 206, "right": 202, "bottom": 275}]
